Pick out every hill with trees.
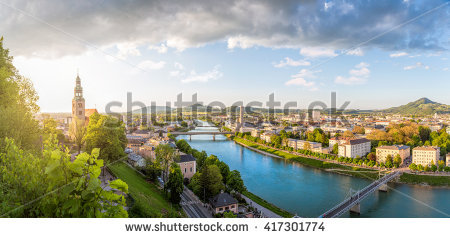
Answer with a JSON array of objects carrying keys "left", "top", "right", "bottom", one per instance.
[{"left": 381, "top": 98, "right": 450, "bottom": 115}]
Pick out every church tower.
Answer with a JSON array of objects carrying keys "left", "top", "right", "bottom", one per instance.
[{"left": 72, "top": 73, "right": 85, "bottom": 121}]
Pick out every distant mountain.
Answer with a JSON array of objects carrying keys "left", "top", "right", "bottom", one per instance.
[{"left": 382, "top": 98, "right": 450, "bottom": 115}]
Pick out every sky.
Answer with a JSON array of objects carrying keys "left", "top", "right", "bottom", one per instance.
[{"left": 1, "top": 0, "right": 449, "bottom": 113}]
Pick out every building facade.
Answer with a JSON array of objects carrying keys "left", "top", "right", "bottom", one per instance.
[
  {"left": 376, "top": 145, "right": 411, "bottom": 163},
  {"left": 210, "top": 193, "right": 238, "bottom": 214},
  {"left": 335, "top": 138, "right": 371, "bottom": 158},
  {"left": 412, "top": 146, "right": 440, "bottom": 166},
  {"left": 177, "top": 153, "right": 196, "bottom": 180}
]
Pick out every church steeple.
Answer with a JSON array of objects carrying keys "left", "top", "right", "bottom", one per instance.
[{"left": 72, "top": 72, "right": 85, "bottom": 120}]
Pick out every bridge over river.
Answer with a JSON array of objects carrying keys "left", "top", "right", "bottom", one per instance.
[
  {"left": 320, "top": 170, "right": 402, "bottom": 218},
  {"left": 171, "top": 131, "right": 234, "bottom": 140}
]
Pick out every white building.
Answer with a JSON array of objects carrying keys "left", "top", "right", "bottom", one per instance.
[
  {"left": 412, "top": 146, "right": 440, "bottom": 166},
  {"left": 331, "top": 137, "right": 371, "bottom": 158}
]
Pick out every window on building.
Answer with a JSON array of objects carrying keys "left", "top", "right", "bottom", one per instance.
[{"left": 184, "top": 168, "right": 186, "bottom": 173}]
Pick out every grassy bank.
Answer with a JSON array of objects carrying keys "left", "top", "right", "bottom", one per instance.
[
  {"left": 108, "top": 161, "right": 185, "bottom": 218},
  {"left": 242, "top": 191, "right": 294, "bottom": 218},
  {"left": 234, "top": 137, "right": 379, "bottom": 180},
  {"left": 399, "top": 173, "right": 450, "bottom": 186}
]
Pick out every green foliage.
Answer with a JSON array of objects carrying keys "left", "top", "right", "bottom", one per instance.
[
  {"left": 144, "top": 160, "right": 162, "bottom": 182},
  {"left": 0, "top": 38, "right": 40, "bottom": 151},
  {"left": 69, "top": 117, "right": 87, "bottom": 154},
  {"left": 189, "top": 164, "right": 224, "bottom": 201},
  {"left": 85, "top": 112, "right": 126, "bottom": 162},
  {"left": 393, "top": 154, "right": 402, "bottom": 167},
  {"left": 166, "top": 163, "right": 184, "bottom": 204},
  {"left": 332, "top": 143, "right": 339, "bottom": 154},
  {"left": 226, "top": 170, "right": 246, "bottom": 194},
  {"left": 155, "top": 144, "right": 179, "bottom": 193},
  {"left": 0, "top": 136, "right": 128, "bottom": 218},
  {"left": 223, "top": 211, "right": 237, "bottom": 218}
]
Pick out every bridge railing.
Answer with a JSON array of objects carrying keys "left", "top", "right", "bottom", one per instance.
[{"left": 320, "top": 171, "right": 400, "bottom": 218}]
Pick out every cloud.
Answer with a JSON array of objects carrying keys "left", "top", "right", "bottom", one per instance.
[
  {"left": 181, "top": 66, "right": 222, "bottom": 83},
  {"left": 300, "top": 47, "right": 337, "bottom": 58},
  {"left": 116, "top": 43, "right": 141, "bottom": 59},
  {"left": 273, "top": 57, "right": 310, "bottom": 68},
  {"left": 1, "top": 0, "right": 448, "bottom": 57},
  {"left": 345, "top": 48, "right": 364, "bottom": 56},
  {"left": 390, "top": 52, "right": 408, "bottom": 57},
  {"left": 403, "top": 62, "right": 429, "bottom": 70},
  {"left": 174, "top": 62, "right": 184, "bottom": 70},
  {"left": 335, "top": 62, "right": 370, "bottom": 85},
  {"left": 148, "top": 43, "right": 168, "bottom": 54},
  {"left": 323, "top": 2, "right": 334, "bottom": 11},
  {"left": 137, "top": 60, "right": 166, "bottom": 70},
  {"left": 285, "top": 69, "right": 320, "bottom": 91}
]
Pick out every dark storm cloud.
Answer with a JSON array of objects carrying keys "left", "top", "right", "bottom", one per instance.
[{"left": 0, "top": 0, "right": 448, "bottom": 57}]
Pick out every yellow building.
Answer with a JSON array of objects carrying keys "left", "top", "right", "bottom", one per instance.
[{"left": 376, "top": 145, "right": 410, "bottom": 163}]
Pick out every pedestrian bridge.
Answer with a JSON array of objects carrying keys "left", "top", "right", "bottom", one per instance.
[
  {"left": 319, "top": 170, "right": 402, "bottom": 218},
  {"left": 171, "top": 131, "right": 234, "bottom": 140}
]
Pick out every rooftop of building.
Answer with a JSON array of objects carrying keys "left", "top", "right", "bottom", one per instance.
[
  {"left": 84, "top": 109, "right": 98, "bottom": 118},
  {"left": 178, "top": 153, "right": 196, "bottom": 163},
  {"left": 413, "top": 146, "right": 440, "bottom": 152},
  {"left": 209, "top": 192, "right": 238, "bottom": 208},
  {"left": 377, "top": 145, "right": 410, "bottom": 150}
]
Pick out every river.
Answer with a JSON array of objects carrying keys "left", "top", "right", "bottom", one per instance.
[{"left": 178, "top": 123, "right": 450, "bottom": 218}]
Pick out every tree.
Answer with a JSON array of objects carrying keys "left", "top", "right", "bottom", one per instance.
[
  {"left": 0, "top": 38, "right": 40, "bottom": 151},
  {"left": 191, "top": 164, "right": 224, "bottom": 201},
  {"left": 144, "top": 160, "right": 162, "bottom": 182},
  {"left": 332, "top": 143, "right": 339, "bottom": 154},
  {"left": 70, "top": 117, "right": 87, "bottom": 154},
  {"left": 181, "top": 121, "right": 188, "bottom": 128},
  {"left": 393, "top": 154, "right": 402, "bottom": 167},
  {"left": 85, "top": 113, "right": 127, "bottom": 162},
  {"left": 430, "top": 164, "right": 437, "bottom": 172},
  {"left": 385, "top": 154, "right": 393, "bottom": 168},
  {"left": 417, "top": 164, "right": 424, "bottom": 171},
  {"left": 343, "top": 130, "right": 355, "bottom": 138},
  {"left": 166, "top": 163, "right": 184, "bottom": 204},
  {"left": 226, "top": 170, "right": 246, "bottom": 194},
  {"left": 409, "top": 163, "right": 417, "bottom": 171},
  {"left": 270, "top": 135, "right": 282, "bottom": 147},
  {"left": 367, "top": 152, "right": 376, "bottom": 162},
  {"left": 352, "top": 126, "right": 365, "bottom": 135},
  {"left": 216, "top": 160, "right": 230, "bottom": 184},
  {"left": 438, "top": 160, "right": 445, "bottom": 171},
  {"left": 155, "top": 144, "right": 179, "bottom": 193},
  {"left": 418, "top": 126, "right": 431, "bottom": 143}
]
